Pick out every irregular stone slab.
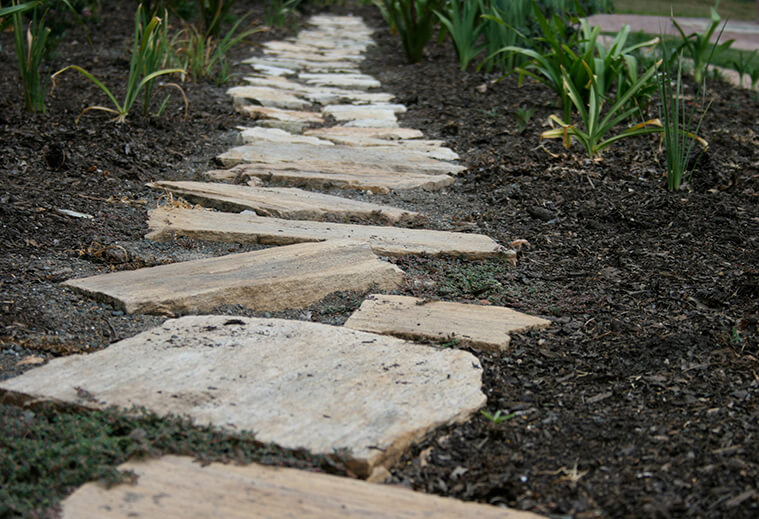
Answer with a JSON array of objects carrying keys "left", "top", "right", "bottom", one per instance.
[
  {"left": 264, "top": 49, "right": 363, "bottom": 63},
  {"left": 237, "top": 126, "right": 333, "bottom": 146},
  {"left": 323, "top": 104, "right": 404, "bottom": 122},
  {"left": 304, "top": 134, "right": 459, "bottom": 161},
  {"left": 344, "top": 118, "right": 400, "bottom": 128},
  {"left": 298, "top": 73, "right": 381, "bottom": 89},
  {"left": 305, "top": 126, "right": 424, "bottom": 140},
  {"left": 2, "top": 316, "right": 484, "bottom": 475},
  {"left": 61, "top": 240, "right": 404, "bottom": 315},
  {"left": 236, "top": 105, "right": 323, "bottom": 133},
  {"left": 345, "top": 295, "right": 550, "bottom": 352},
  {"left": 242, "top": 76, "right": 395, "bottom": 105},
  {"left": 60, "top": 456, "right": 540, "bottom": 519},
  {"left": 245, "top": 56, "right": 361, "bottom": 74},
  {"left": 226, "top": 86, "right": 309, "bottom": 110},
  {"left": 251, "top": 62, "right": 296, "bottom": 76},
  {"left": 207, "top": 163, "right": 455, "bottom": 194},
  {"left": 216, "top": 143, "right": 466, "bottom": 176},
  {"left": 147, "top": 207, "right": 509, "bottom": 259},
  {"left": 148, "top": 181, "right": 419, "bottom": 223}
]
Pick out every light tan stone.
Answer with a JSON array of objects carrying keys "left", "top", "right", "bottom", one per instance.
[
  {"left": 242, "top": 76, "right": 395, "bottom": 104},
  {"left": 298, "top": 72, "right": 381, "bottom": 89},
  {"left": 60, "top": 455, "right": 540, "bottom": 519},
  {"left": 304, "top": 135, "right": 460, "bottom": 161},
  {"left": 304, "top": 126, "right": 424, "bottom": 140},
  {"left": 344, "top": 295, "right": 551, "bottom": 352},
  {"left": 2, "top": 316, "right": 484, "bottom": 475},
  {"left": 226, "top": 86, "right": 309, "bottom": 110},
  {"left": 61, "top": 240, "right": 404, "bottom": 315},
  {"left": 251, "top": 62, "right": 296, "bottom": 76},
  {"left": 147, "top": 207, "right": 509, "bottom": 259},
  {"left": 148, "top": 181, "right": 419, "bottom": 223},
  {"left": 237, "top": 126, "right": 333, "bottom": 146},
  {"left": 206, "top": 163, "right": 455, "bottom": 193},
  {"left": 264, "top": 49, "right": 363, "bottom": 63},
  {"left": 216, "top": 143, "right": 466, "bottom": 176},
  {"left": 236, "top": 105, "right": 323, "bottom": 133},
  {"left": 323, "top": 104, "right": 403, "bottom": 122},
  {"left": 245, "top": 56, "right": 361, "bottom": 73}
]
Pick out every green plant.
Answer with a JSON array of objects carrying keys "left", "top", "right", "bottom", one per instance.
[
  {"left": 264, "top": 0, "right": 303, "bottom": 28},
  {"left": 541, "top": 59, "right": 664, "bottom": 158},
  {"left": 435, "top": 0, "right": 485, "bottom": 70},
  {"left": 671, "top": 3, "right": 734, "bottom": 84},
  {"left": 51, "top": 4, "right": 186, "bottom": 122},
  {"left": 513, "top": 104, "right": 535, "bottom": 133},
  {"left": 730, "top": 49, "right": 757, "bottom": 88},
  {"left": 170, "top": 13, "right": 260, "bottom": 84},
  {"left": 373, "top": 0, "right": 443, "bottom": 63},
  {"left": 479, "top": 0, "right": 531, "bottom": 72},
  {"left": 481, "top": 409, "right": 515, "bottom": 425},
  {"left": 657, "top": 37, "right": 711, "bottom": 191}
]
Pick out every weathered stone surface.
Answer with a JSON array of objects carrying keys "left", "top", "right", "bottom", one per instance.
[
  {"left": 303, "top": 134, "right": 460, "bottom": 161},
  {"left": 216, "top": 142, "right": 466, "bottom": 176},
  {"left": 298, "top": 72, "right": 381, "bottom": 89},
  {"left": 264, "top": 49, "right": 363, "bottom": 63},
  {"left": 206, "top": 163, "right": 456, "bottom": 193},
  {"left": 343, "top": 118, "right": 400, "bottom": 128},
  {"left": 226, "top": 86, "right": 309, "bottom": 110},
  {"left": 60, "top": 456, "right": 540, "bottom": 519},
  {"left": 250, "top": 62, "right": 296, "bottom": 76},
  {"left": 242, "top": 75, "right": 395, "bottom": 104},
  {"left": 148, "top": 207, "right": 509, "bottom": 259},
  {"left": 2, "top": 315, "right": 485, "bottom": 475},
  {"left": 345, "top": 295, "right": 551, "bottom": 352},
  {"left": 236, "top": 105, "right": 323, "bottom": 133},
  {"left": 61, "top": 240, "right": 404, "bottom": 315},
  {"left": 237, "top": 126, "right": 333, "bottom": 146},
  {"left": 148, "top": 181, "right": 419, "bottom": 223},
  {"left": 322, "top": 104, "right": 404, "bottom": 122},
  {"left": 304, "top": 126, "right": 424, "bottom": 140},
  {"left": 245, "top": 56, "right": 361, "bottom": 74}
]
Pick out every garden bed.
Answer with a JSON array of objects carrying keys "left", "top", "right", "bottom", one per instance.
[{"left": 1, "top": 1, "right": 758, "bottom": 517}]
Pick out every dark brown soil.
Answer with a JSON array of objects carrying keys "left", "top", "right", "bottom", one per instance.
[{"left": 1, "top": 2, "right": 758, "bottom": 518}]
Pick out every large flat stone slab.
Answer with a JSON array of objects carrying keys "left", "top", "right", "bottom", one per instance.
[
  {"left": 304, "top": 125, "right": 424, "bottom": 140},
  {"left": 298, "top": 72, "right": 381, "bottom": 89},
  {"left": 206, "top": 163, "right": 455, "bottom": 193},
  {"left": 323, "top": 104, "right": 401, "bottom": 122},
  {"left": 216, "top": 142, "right": 466, "bottom": 176},
  {"left": 243, "top": 75, "right": 395, "bottom": 104},
  {"left": 147, "top": 207, "right": 510, "bottom": 259},
  {"left": 245, "top": 56, "right": 361, "bottom": 74},
  {"left": 236, "top": 105, "right": 323, "bottom": 133},
  {"left": 60, "top": 455, "right": 540, "bottom": 519},
  {"left": 62, "top": 240, "right": 404, "bottom": 315},
  {"left": 226, "top": 86, "right": 309, "bottom": 110},
  {"left": 237, "top": 126, "right": 333, "bottom": 146},
  {"left": 148, "top": 181, "right": 420, "bottom": 223},
  {"left": 2, "top": 316, "right": 485, "bottom": 475},
  {"left": 345, "top": 294, "right": 551, "bottom": 352}
]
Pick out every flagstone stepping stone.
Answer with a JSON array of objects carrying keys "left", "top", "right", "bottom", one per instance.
[
  {"left": 61, "top": 240, "right": 404, "bottom": 315},
  {"left": 148, "top": 181, "right": 419, "bottom": 223},
  {"left": 305, "top": 126, "right": 424, "bottom": 140},
  {"left": 147, "top": 207, "right": 509, "bottom": 259},
  {"left": 264, "top": 49, "right": 364, "bottom": 63},
  {"left": 236, "top": 105, "right": 323, "bottom": 133},
  {"left": 304, "top": 134, "right": 460, "bottom": 161},
  {"left": 323, "top": 104, "right": 405, "bottom": 122},
  {"left": 298, "top": 72, "right": 381, "bottom": 89},
  {"left": 2, "top": 315, "right": 485, "bottom": 475},
  {"left": 344, "top": 119, "right": 401, "bottom": 128},
  {"left": 242, "top": 75, "right": 395, "bottom": 105},
  {"left": 345, "top": 295, "right": 551, "bottom": 352},
  {"left": 251, "top": 62, "right": 296, "bottom": 76},
  {"left": 59, "top": 455, "right": 541, "bottom": 519},
  {"left": 226, "top": 86, "right": 309, "bottom": 110},
  {"left": 245, "top": 56, "right": 361, "bottom": 74},
  {"left": 237, "top": 126, "right": 333, "bottom": 146},
  {"left": 216, "top": 142, "right": 466, "bottom": 176},
  {"left": 207, "top": 163, "right": 455, "bottom": 193}
]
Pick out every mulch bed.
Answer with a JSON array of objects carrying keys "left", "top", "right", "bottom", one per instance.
[{"left": 1, "top": 1, "right": 757, "bottom": 517}]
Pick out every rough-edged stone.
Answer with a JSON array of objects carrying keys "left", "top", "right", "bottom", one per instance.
[
  {"left": 242, "top": 75, "right": 395, "bottom": 104},
  {"left": 305, "top": 126, "right": 424, "bottom": 140},
  {"left": 345, "top": 295, "right": 551, "bottom": 352},
  {"left": 60, "top": 455, "right": 541, "bottom": 519},
  {"left": 206, "top": 163, "right": 455, "bottom": 193},
  {"left": 322, "top": 104, "right": 403, "bottom": 122},
  {"left": 343, "top": 119, "right": 400, "bottom": 128},
  {"left": 236, "top": 105, "right": 323, "bottom": 133},
  {"left": 250, "top": 63, "right": 296, "bottom": 76},
  {"left": 226, "top": 86, "right": 309, "bottom": 110},
  {"left": 237, "top": 126, "right": 333, "bottom": 146},
  {"left": 61, "top": 240, "right": 404, "bottom": 315},
  {"left": 147, "top": 207, "right": 510, "bottom": 259},
  {"left": 303, "top": 134, "right": 460, "bottom": 161},
  {"left": 298, "top": 72, "right": 381, "bottom": 89},
  {"left": 148, "top": 181, "right": 419, "bottom": 223},
  {"left": 2, "top": 316, "right": 485, "bottom": 475},
  {"left": 216, "top": 142, "right": 466, "bottom": 176},
  {"left": 245, "top": 56, "right": 361, "bottom": 74}
]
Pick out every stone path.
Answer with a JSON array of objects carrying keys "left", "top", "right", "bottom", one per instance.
[{"left": 1, "top": 14, "right": 550, "bottom": 516}]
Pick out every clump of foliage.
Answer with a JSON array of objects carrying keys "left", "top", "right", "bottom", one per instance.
[
  {"left": 52, "top": 3, "right": 187, "bottom": 122},
  {"left": 671, "top": 3, "right": 733, "bottom": 84},
  {"left": 373, "top": 0, "right": 444, "bottom": 63},
  {"left": 264, "top": 0, "right": 303, "bottom": 28}
]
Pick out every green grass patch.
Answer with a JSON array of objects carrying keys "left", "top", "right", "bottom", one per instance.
[
  {"left": 611, "top": 0, "right": 756, "bottom": 21},
  {"left": 0, "top": 403, "right": 349, "bottom": 518}
]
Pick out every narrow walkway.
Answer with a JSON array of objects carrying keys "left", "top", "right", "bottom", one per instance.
[{"left": 1, "top": 14, "right": 548, "bottom": 518}]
